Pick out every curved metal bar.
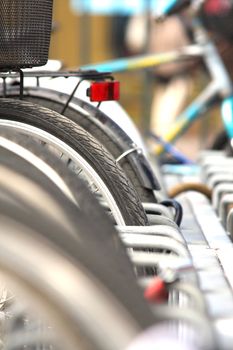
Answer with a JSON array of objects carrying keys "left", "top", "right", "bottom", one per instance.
[{"left": 120, "top": 233, "right": 189, "bottom": 257}]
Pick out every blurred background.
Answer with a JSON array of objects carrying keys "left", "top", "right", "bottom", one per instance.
[
  {"left": 49, "top": 0, "right": 152, "bottom": 131},
  {"left": 49, "top": 0, "right": 226, "bottom": 157}
]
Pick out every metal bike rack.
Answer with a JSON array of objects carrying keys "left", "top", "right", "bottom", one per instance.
[
  {"left": 208, "top": 173, "right": 233, "bottom": 189},
  {"left": 120, "top": 233, "right": 189, "bottom": 258},
  {"left": 117, "top": 225, "right": 185, "bottom": 244},
  {"left": 218, "top": 193, "right": 233, "bottom": 227},
  {"left": 212, "top": 183, "right": 233, "bottom": 211},
  {"left": 143, "top": 202, "right": 174, "bottom": 220}
]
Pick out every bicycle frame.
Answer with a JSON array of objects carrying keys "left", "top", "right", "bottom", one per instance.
[{"left": 82, "top": 17, "right": 233, "bottom": 155}]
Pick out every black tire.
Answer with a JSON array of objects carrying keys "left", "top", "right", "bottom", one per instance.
[
  {"left": 17, "top": 93, "right": 156, "bottom": 203},
  {"left": 0, "top": 98, "right": 147, "bottom": 226},
  {"left": 0, "top": 131, "right": 141, "bottom": 238}
]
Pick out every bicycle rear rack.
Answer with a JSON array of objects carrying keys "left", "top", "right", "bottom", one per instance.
[{"left": 0, "top": 70, "right": 114, "bottom": 102}]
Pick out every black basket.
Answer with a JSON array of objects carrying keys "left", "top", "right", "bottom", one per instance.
[{"left": 0, "top": 0, "right": 53, "bottom": 70}]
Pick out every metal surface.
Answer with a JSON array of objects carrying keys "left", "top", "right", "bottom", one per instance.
[
  {"left": 219, "top": 193, "right": 233, "bottom": 227},
  {"left": 116, "top": 147, "right": 142, "bottom": 163},
  {"left": 143, "top": 202, "right": 174, "bottom": 220},
  {"left": 117, "top": 225, "right": 185, "bottom": 244},
  {"left": 161, "top": 154, "right": 233, "bottom": 348},
  {"left": 121, "top": 233, "right": 189, "bottom": 257},
  {"left": 212, "top": 183, "right": 233, "bottom": 211}
]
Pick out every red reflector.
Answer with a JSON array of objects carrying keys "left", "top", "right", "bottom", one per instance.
[
  {"left": 144, "top": 277, "right": 168, "bottom": 303},
  {"left": 88, "top": 81, "right": 120, "bottom": 102}
]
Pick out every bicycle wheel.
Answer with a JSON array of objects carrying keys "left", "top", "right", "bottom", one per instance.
[
  {"left": 0, "top": 216, "right": 147, "bottom": 350},
  {"left": 0, "top": 132, "right": 143, "bottom": 248},
  {"left": 0, "top": 131, "right": 99, "bottom": 209},
  {"left": 0, "top": 155, "right": 214, "bottom": 350},
  {"left": 0, "top": 98, "right": 147, "bottom": 226},
  {"left": 7, "top": 87, "right": 158, "bottom": 203},
  {"left": 0, "top": 160, "right": 156, "bottom": 349},
  {"left": 0, "top": 176, "right": 215, "bottom": 350}
]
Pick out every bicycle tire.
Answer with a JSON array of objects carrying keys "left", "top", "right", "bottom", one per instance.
[
  {"left": 0, "top": 132, "right": 144, "bottom": 249},
  {"left": 9, "top": 88, "right": 157, "bottom": 203},
  {"left": 0, "top": 98, "right": 147, "bottom": 226},
  {"left": 0, "top": 131, "right": 107, "bottom": 211},
  {"left": 0, "top": 216, "right": 143, "bottom": 350},
  {"left": 0, "top": 158, "right": 214, "bottom": 350},
  {"left": 0, "top": 160, "right": 156, "bottom": 332},
  {"left": 0, "top": 192, "right": 215, "bottom": 350}
]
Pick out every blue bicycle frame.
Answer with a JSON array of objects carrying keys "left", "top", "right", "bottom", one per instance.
[{"left": 82, "top": 12, "right": 233, "bottom": 157}]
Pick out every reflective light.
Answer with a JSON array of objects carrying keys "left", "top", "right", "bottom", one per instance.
[{"left": 87, "top": 81, "right": 120, "bottom": 102}]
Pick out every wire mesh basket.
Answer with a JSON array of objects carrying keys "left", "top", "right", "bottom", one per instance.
[{"left": 0, "top": 0, "right": 53, "bottom": 70}]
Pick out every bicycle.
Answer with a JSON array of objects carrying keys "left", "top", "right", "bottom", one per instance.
[
  {"left": 0, "top": 2, "right": 159, "bottom": 347},
  {"left": 0, "top": 2, "right": 224, "bottom": 349},
  {"left": 0, "top": 0, "right": 152, "bottom": 226},
  {"left": 0, "top": 146, "right": 156, "bottom": 350},
  {"left": 2, "top": 74, "right": 161, "bottom": 203},
  {"left": 78, "top": 0, "right": 233, "bottom": 164},
  {"left": 0, "top": 157, "right": 215, "bottom": 350},
  {"left": 0, "top": 130, "right": 217, "bottom": 350},
  {"left": 0, "top": 4, "right": 161, "bottom": 204}
]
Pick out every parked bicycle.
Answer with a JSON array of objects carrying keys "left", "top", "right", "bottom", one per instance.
[
  {"left": 80, "top": 0, "right": 233, "bottom": 163},
  {"left": 0, "top": 1, "right": 224, "bottom": 350},
  {"left": 0, "top": 0, "right": 154, "bottom": 224}
]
